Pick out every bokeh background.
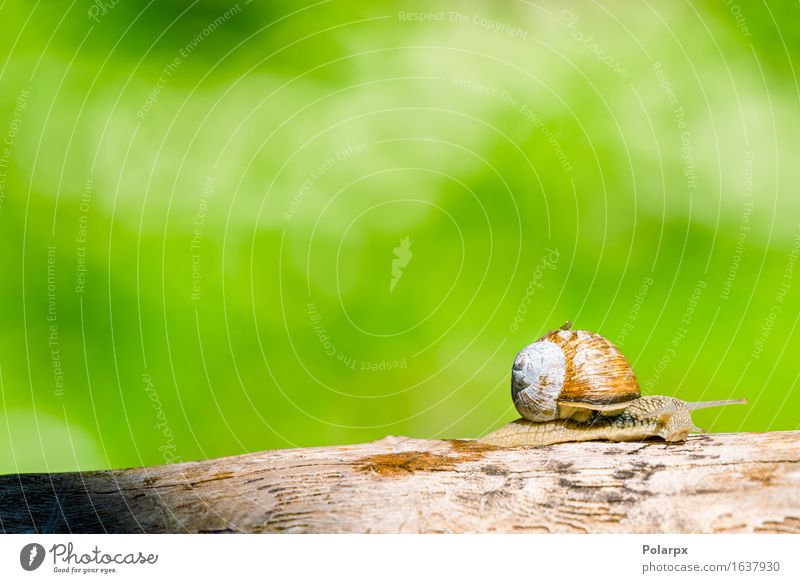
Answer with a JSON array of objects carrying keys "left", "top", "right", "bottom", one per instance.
[{"left": 1, "top": 1, "right": 798, "bottom": 473}]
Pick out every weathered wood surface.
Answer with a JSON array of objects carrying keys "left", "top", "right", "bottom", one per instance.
[{"left": 1, "top": 431, "right": 799, "bottom": 533}]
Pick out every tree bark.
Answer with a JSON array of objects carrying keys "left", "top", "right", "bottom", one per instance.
[{"left": 1, "top": 431, "right": 799, "bottom": 533}]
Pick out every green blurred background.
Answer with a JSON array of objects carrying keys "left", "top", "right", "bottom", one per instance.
[{"left": 1, "top": 1, "right": 798, "bottom": 473}]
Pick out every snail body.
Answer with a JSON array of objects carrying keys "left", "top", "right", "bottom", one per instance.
[{"left": 482, "top": 322, "right": 746, "bottom": 447}]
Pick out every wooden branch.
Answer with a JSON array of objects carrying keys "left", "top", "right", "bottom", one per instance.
[{"left": 2, "top": 431, "right": 799, "bottom": 533}]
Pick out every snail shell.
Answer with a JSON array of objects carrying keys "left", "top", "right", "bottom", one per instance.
[{"left": 511, "top": 323, "right": 640, "bottom": 422}]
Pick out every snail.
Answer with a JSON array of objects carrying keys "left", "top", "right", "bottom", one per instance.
[{"left": 478, "top": 322, "right": 746, "bottom": 447}]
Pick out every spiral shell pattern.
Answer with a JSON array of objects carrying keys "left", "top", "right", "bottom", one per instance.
[{"left": 511, "top": 327, "right": 640, "bottom": 421}]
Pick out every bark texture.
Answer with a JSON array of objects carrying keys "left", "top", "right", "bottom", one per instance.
[{"left": 1, "top": 431, "right": 799, "bottom": 534}]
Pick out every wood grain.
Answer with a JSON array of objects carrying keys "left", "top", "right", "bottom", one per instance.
[{"left": 1, "top": 431, "right": 799, "bottom": 533}]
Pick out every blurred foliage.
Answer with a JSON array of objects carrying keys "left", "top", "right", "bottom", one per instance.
[{"left": 0, "top": 1, "right": 799, "bottom": 472}]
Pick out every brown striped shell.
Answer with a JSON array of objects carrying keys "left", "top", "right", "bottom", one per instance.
[{"left": 511, "top": 323, "right": 640, "bottom": 422}]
